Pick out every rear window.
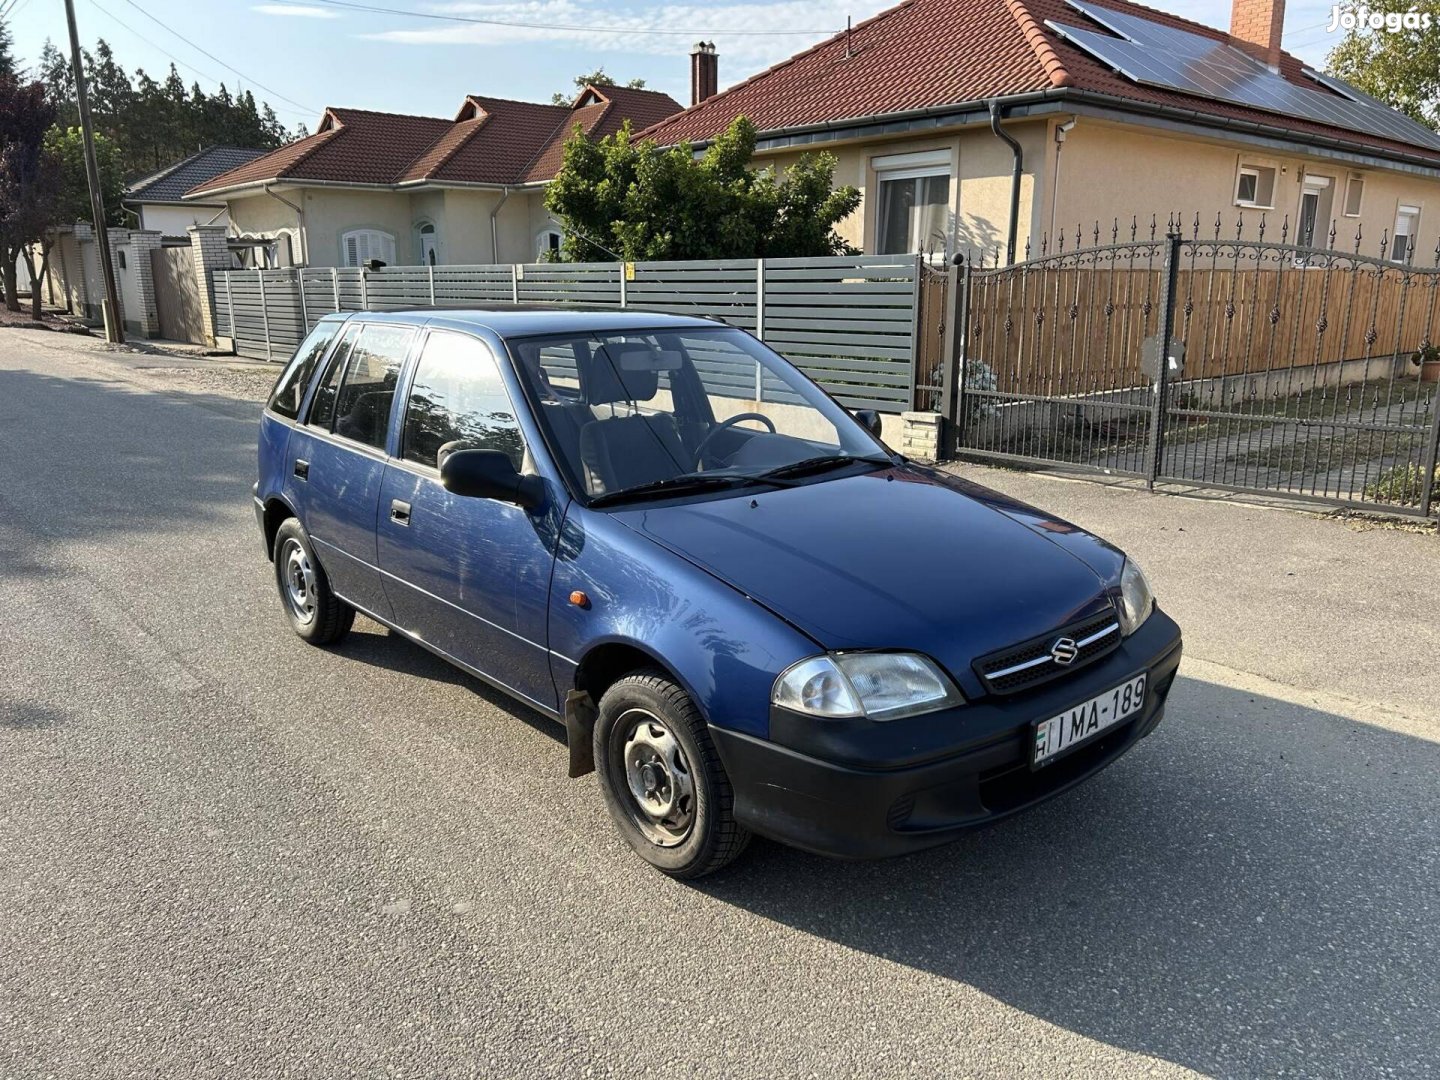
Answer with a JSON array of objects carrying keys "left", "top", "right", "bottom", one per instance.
[{"left": 267, "top": 320, "right": 344, "bottom": 420}]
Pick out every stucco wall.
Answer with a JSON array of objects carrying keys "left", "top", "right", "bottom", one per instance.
[
  {"left": 1045, "top": 117, "right": 1440, "bottom": 253},
  {"left": 137, "top": 203, "right": 229, "bottom": 237},
  {"left": 759, "top": 120, "right": 1046, "bottom": 262}
]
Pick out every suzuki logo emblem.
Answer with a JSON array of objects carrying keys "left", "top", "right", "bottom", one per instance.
[{"left": 1050, "top": 637, "right": 1080, "bottom": 665}]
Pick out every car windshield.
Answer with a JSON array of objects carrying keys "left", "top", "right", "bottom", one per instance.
[{"left": 505, "top": 326, "right": 890, "bottom": 503}]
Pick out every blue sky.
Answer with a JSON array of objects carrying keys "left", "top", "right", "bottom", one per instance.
[{"left": 6, "top": 0, "right": 1345, "bottom": 132}]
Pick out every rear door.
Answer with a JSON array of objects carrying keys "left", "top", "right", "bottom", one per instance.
[
  {"left": 377, "top": 329, "right": 559, "bottom": 712},
  {"left": 291, "top": 321, "right": 417, "bottom": 621}
]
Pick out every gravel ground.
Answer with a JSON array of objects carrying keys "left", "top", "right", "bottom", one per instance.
[{"left": 1, "top": 330, "right": 1436, "bottom": 1079}]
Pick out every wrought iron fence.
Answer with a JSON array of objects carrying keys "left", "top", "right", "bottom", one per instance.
[{"left": 946, "top": 214, "right": 1440, "bottom": 517}]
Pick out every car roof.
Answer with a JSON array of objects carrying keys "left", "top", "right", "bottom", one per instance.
[{"left": 330, "top": 306, "right": 725, "bottom": 338}]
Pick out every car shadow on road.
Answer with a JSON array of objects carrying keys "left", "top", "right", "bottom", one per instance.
[
  {"left": 699, "top": 674, "right": 1439, "bottom": 1077},
  {"left": 337, "top": 621, "right": 567, "bottom": 747}
]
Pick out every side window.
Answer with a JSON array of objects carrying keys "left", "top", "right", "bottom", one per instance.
[
  {"left": 403, "top": 331, "right": 524, "bottom": 471},
  {"left": 268, "top": 320, "right": 343, "bottom": 420},
  {"left": 307, "top": 324, "right": 359, "bottom": 430},
  {"left": 333, "top": 324, "right": 415, "bottom": 450}
]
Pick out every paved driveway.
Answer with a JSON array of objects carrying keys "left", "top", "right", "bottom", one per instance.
[{"left": 1, "top": 331, "right": 1435, "bottom": 1079}]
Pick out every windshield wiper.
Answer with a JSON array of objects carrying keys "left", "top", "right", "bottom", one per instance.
[
  {"left": 756, "top": 454, "right": 890, "bottom": 483},
  {"left": 587, "top": 473, "right": 757, "bottom": 507}
]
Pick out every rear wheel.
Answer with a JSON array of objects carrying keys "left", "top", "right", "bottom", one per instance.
[
  {"left": 272, "top": 518, "right": 354, "bottom": 645},
  {"left": 594, "top": 669, "right": 750, "bottom": 878}
]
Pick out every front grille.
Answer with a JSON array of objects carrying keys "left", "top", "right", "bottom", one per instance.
[{"left": 974, "top": 608, "right": 1121, "bottom": 696}]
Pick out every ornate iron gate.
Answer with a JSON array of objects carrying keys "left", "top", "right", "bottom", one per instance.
[{"left": 950, "top": 218, "right": 1440, "bottom": 517}]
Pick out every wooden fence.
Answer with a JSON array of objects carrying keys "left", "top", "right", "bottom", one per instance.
[
  {"left": 215, "top": 255, "right": 922, "bottom": 413},
  {"left": 967, "top": 251, "right": 1440, "bottom": 398}
]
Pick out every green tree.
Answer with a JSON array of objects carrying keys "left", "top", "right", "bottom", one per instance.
[
  {"left": 543, "top": 116, "right": 860, "bottom": 262},
  {"left": 550, "top": 67, "right": 647, "bottom": 106},
  {"left": 0, "top": 16, "right": 15, "bottom": 79},
  {"left": 35, "top": 37, "right": 299, "bottom": 180},
  {"left": 46, "top": 125, "right": 124, "bottom": 228},
  {"left": 1326, "top": 2, "right": 1440, "bottom": 130}
]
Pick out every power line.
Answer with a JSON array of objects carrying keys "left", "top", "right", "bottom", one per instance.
[
  {"left": 84, "top": 0, "right": 314, "bottom": 119},
  {"left": 107, "top": 0, "right": 317, "bottom": 113},
  {"left": 284, "top": 0, "right": 842, "bottom": 36}
]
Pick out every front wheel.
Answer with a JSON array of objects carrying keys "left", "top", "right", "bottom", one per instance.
[
  {"left": 594, "top": 669, "right": 750, "bottom": 878},
  {"left": 272, "top": 518, "right": 354, "bottom": 645}
]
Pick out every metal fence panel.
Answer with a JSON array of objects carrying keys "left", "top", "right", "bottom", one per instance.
[
  {"left": 213, "top": 255, "right": 924, "bottom": 413},
  {"left": 950, "top": 221, "right": 1440, "bottom": 517}
]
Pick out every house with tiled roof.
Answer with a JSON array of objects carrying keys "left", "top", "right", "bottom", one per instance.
[
  {"left": 123, "top": 146, "right": 269, "bottom": 238},
  {"left": 641, "top": 0, "right": 1440, "bottom": 265},
  {"left": 183, "top": 84, "right": 682, "bottom": 268}
]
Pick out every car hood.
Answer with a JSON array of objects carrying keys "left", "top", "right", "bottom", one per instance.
[{"left": 611, "top": 464, "right": 1121, "bottom": 687}]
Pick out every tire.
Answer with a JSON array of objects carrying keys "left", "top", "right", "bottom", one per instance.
[
  {"left": 272, "top": 518, "right": 355, "bottom": 646},
  {"left": 594, "top": 668, "right": 751, "bottom": 878}
]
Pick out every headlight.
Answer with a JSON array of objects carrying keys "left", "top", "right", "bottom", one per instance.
[
  {"left": 1117, "top": 558, "right": 1155, "bottom": 636},
  {"left": 772, "top": 652, "right": 963, "bottom": 721}
]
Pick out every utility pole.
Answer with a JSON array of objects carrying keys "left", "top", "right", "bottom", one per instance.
[{"left": 63, "top": 0, "right": 123, "bottom": 343}]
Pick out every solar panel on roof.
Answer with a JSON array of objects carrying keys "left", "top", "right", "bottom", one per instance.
[{"left": 1046, "top": 0, "right": 1440, "bottom": 152}]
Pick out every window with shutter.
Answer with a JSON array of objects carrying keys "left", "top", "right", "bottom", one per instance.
[{"left": 341, "top": 229, "right": 396, "bottom": 268}]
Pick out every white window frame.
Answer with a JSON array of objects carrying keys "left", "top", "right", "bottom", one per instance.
[
  {"left": 1234, "top": 163, "right": 1277, "bottom": 210},
  {"left": 536, "top": 228, "right": 563, "bottom": 260},
  {"left": 1343, "top": 174, "right": 1364, "bottom": 218},
  {"left": 872, "top": 149, "right": 954, "bottom": 258},
  {"left": 341, "top": 228, "right": 396, "bottom": 268},
  {"left": 1391, "top": 204, "right": 1421, "bottom": 263},
  {"left": 415, "top": 220, "right": 439, "bottom": 266}
]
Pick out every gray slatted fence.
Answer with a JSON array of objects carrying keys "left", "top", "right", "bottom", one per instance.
[{"left": 215, "top": 255, "right": 922, "bottom": 412}]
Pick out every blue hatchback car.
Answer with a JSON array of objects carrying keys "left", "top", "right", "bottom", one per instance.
[{"left": 255, "top": 309, "right": 1182, "bottom": 877}]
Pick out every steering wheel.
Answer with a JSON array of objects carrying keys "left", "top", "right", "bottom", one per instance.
[{"left": 693, "top": 412, "right": 776, "bottom": 468}]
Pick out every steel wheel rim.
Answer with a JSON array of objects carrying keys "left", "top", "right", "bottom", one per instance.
[
  {"left": 279, "top": 538, "right": 317, "bottom": 625},
  {"left": 616, "top": 708, "right": 696, "bottom": 848}
]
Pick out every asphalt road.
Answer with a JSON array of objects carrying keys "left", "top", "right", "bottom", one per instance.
[{"left": 1, "top": 331, "right": 1436, "bottom": 1079}]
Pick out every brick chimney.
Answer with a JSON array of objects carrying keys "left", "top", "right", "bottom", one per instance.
[
  {"left": 1230, "top": 0, "right": 1285, "bottom": 71},
  {"left": 690, "top": 41, "right": 718, "bottom": 106}
]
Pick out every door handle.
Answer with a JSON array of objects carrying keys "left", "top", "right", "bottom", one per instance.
[
  {"left": 390, "top": 499, "right": 412, "bottom": 526},
  {"left": 293, "top": 459, "right": 309, "bottom": 480}
]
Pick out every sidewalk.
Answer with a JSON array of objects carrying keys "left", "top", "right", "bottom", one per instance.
[{"left": 943, "top": 462, "right": 1437, "bottom": 719}]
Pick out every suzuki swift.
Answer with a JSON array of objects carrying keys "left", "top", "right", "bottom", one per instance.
[{"left": 254, "top": 309, "right": 1182, "bottom": 878}]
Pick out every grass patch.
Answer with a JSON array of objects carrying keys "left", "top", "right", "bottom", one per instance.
[
  {"left": 1226, "top": 430, "right": 1423, "bottom": 474},
  {"left": 1363, "top": 462, "right": 1440, "bottom": 506}
]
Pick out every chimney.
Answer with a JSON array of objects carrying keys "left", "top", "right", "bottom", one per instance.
[
  {"left": 1229, "top": 0, "right": 1286, "bottom": 71},
  {"left": 690, "top": 41, "right": 718, "bottom": 106}
]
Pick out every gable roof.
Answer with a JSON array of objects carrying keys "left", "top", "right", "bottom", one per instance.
[
  {"left": 638, "top": 0, "right": 1440, "bottom": 165},
  {"left": 186, "top": 85, "right": 683, "bottom": 198},
  {"left": 124, "top": 146, "right": 270, "bottom": 204}
]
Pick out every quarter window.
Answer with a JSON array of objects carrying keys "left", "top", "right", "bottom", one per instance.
[
  {"left": 268, "top": 320, "right": 343, "bottom": 420},
  {"left": 403, "top": 331, "right": 524, "bottom": 471},
  {"left": 332, "top": 324, "right": 415, "bottom": 449}
]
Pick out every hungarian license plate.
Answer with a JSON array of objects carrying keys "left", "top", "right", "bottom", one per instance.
[{"left": 1032, "top": 674, "right": 1146, "bottom": 767}]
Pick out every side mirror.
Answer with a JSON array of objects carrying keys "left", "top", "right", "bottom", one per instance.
[
  {"left": 440, "top": 449, "right": 545, "bottom": 509},
  {"left": 854, "top": 409, "right": 882, "bottom": 438}
]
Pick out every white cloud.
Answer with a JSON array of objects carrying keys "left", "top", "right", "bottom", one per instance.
[
  {"left": 360, "top": 0, "right": 890, "bottom": 73},
  {"left": 253, "top": 3, "right": 342, "bottom": 17}
]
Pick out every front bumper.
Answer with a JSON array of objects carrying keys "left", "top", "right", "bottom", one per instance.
[{"left": 710, "top": 610, "right": 1182, "bottom": 860}]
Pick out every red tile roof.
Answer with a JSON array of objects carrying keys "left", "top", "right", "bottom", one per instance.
[
  {"left": 638, "top": 0, "right": 1440, "bottom": 163},
  {"left": 186, "top": 86, "right": 683, "bottom": 197}
]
